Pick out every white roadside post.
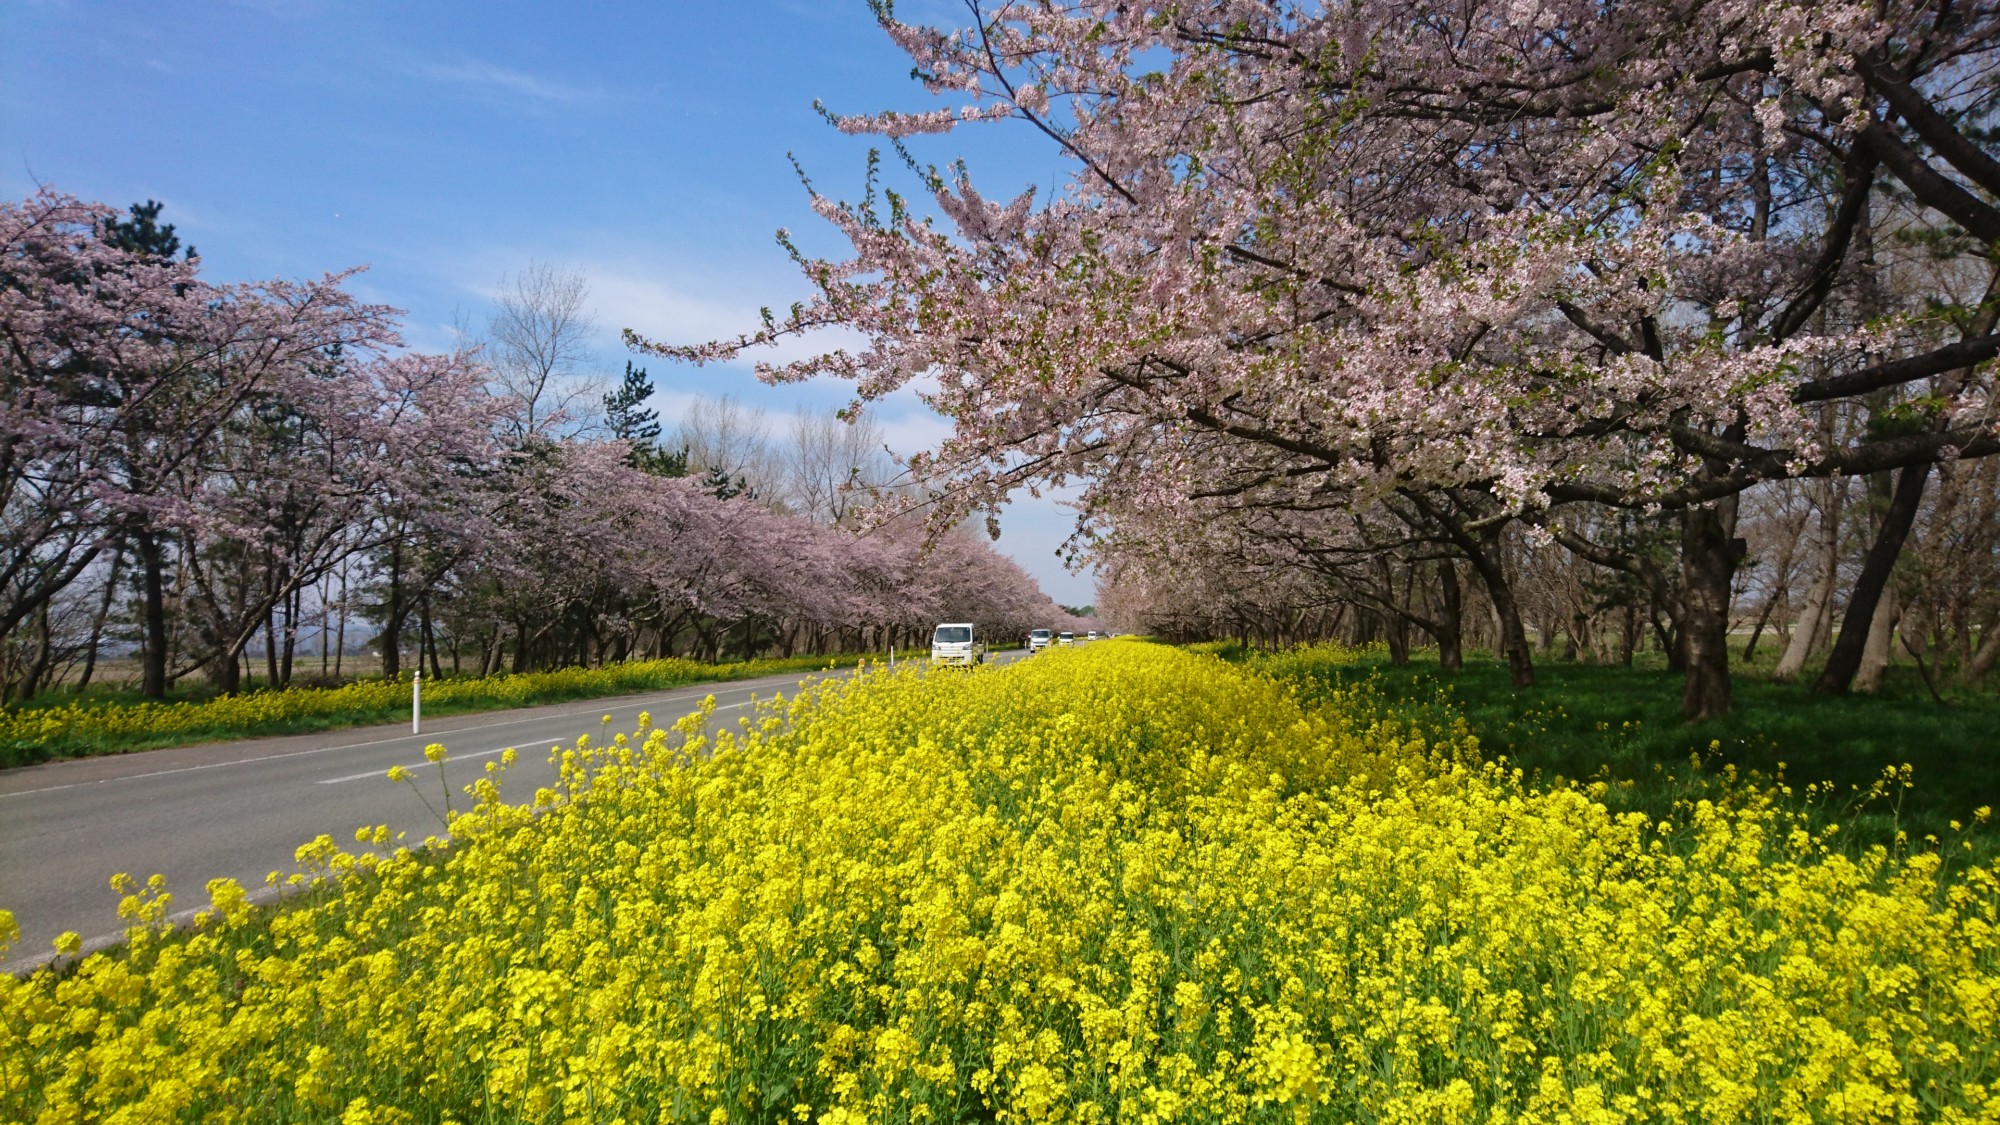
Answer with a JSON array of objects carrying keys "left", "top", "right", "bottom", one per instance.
[{"left": 412, "top": 667, "right": 422, "bottom": 735}]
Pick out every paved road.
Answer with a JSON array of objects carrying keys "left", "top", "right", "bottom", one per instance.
[{"left": 1, "top": 651, "right": 1027, "bottom": 969}]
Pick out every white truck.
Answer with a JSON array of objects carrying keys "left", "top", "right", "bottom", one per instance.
[
  {"left": 930, "top": 622, "right": 987, "bottom": 667},
  {"left": 1027, "top": 628, "right": 1053, "bottom": 654}
]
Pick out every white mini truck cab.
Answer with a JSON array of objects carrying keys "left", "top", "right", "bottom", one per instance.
[
  {"left": 1027, "top": 628, "right": 1053, "bottom": 653},
  {"left": 930, "top": 622, "right": 986, "bottom": 667}
]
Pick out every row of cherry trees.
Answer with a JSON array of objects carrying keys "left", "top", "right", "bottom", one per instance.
[
  {"left": 652, "top": 0, "right": 2000, "bottom": 718},
  {"left": 0, "top": 191, "right": 1067, "bottom": 700},
  {"left": 1093, "top": 459, "right": 2000, "bottom": 694}
]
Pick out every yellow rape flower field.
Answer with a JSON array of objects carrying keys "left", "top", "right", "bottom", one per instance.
[{"left": 3, "top": 643, "right": 1996, "bottom": 1122}]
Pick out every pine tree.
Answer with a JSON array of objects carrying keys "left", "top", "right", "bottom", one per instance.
[
  {"left": 602, "top": 362, "right": 688, "bottom": 477},
  {"left": 100, "top": 200, "right": 193, "bottom": 261}
]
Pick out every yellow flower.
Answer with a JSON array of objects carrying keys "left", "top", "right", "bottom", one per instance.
[
  {"left": 2, "top": 643, "right": 1994, "bottom": 1123},
  {"left": 423, "top": 743, "right": 448, "bottom": 763}
]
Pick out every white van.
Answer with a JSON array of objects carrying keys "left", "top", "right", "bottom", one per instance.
[
  {"left": 930, "top": 622, "right": 986, "bottom": 667},
  {"left": 1027, "top": 628, "right": 1053, "bottom": 653}
]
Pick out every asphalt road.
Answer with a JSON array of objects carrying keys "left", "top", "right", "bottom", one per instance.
[{"left": 1, "top": 649, "right": 1027, "bottom": 970}]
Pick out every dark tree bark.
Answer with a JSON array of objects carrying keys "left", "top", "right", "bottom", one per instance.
[
  {"left": 380, "top": 540, "right": 406, "bottom": 679},
  {"left": 421, "top": 596, "right": 443, "bottom": 680},
  {"left": 1405, "top": 492, "right": 1533, "bottom": 686},
  {"left": 18, "top": 603, "right": 56, "bottom": 701},
  {"left": 1468, "top": 536, "right": 1535, "bottom": 687},
  {"left": 1435, "top": 559, "right": 1464, "bottom": 671},
  {"left": 280, "top": 585, "right": 299, "bottom": 687},
  {"left": 263, "top": 604, "right": 280, "bottom": 689},
  {"left": 135, "top": 529, "right": 170, "bottom": 699},
  {"left": 211, "top": 641, "right": 243, "bottom": 695},
  {"left": 1383, "top": 610, "right": 1410, "bottom": 664},
  {"left": 1680, "top": 503, "right": 1747, "bottom": 720},
  {"left": 1814, "top": 463, "right": 1931, "bottom": 695}
]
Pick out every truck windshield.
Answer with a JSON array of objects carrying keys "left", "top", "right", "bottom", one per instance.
[
  {"left": 933, "top": 626, "right": 973, "bottom": 644},
  {"left": 1030, "top": 630, "right": 1051, "bottom": 639}
]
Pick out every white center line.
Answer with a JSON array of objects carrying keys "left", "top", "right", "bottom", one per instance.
[
  {"left": 313, "top": 701, "right": 759, "bottom": 786},
  {"left": 0, "top": 688, "right": 785, "bottom": 800},
  {"left": 318, "top": 745, "right": 518, "bottom": 785}
]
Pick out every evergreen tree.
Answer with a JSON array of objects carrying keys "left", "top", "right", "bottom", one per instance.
[
  {"left": 703, "top": 465, "right": 750, "bottom": 500},
  {"left": 100, "top": 200, "right": 193, "bottom": 262},
  {"left": 602, "top": 361, "right": 687, "bottom": 477},
  {"left": 604, "top": 361, "right": 661, "bottom": 446}
]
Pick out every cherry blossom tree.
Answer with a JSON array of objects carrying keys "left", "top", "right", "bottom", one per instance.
[
  {"left": 167, "top": 349, "right": 505, "bottom": 692},
  {"left": 639, "top": 0, "right": 2000, "bottom": 718},
  {"left": 1, "top": 190, "right": 410, "bottom": 695}
]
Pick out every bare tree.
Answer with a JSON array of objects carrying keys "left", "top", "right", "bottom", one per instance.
[
  {"left": 784, "top": 408, "right": 894, "bottom": 525},
  {"left": 488, "top": 263, "right": 601, "bottom": 440},
  {"left": 672, "top": 395, "right": 778, "bottom": 500}
]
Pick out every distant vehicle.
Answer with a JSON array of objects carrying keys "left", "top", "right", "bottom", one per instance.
[
  {"left": 1057, "top": 631, "right": 1075, "bottom": 647},
  {"left": 930, "top": 622, "right": 986, "bottom": 667},
  {"left": 1086, "top": 630, "right": 1101, "bottom": 641},
  {"left": 1027, "top": 628, "right": 1053, "bottom": 654}
]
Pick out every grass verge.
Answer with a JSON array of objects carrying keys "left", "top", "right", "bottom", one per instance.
[{"left": 1230, "top": 643, "right": 2000, "bottom": 854}]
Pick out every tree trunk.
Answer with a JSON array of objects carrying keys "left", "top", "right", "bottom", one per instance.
[
  {"left": 1814, "top": 464, "right": 1930, "bottom": 696},
  {"left": 1435, "top": 559, "right": 1464, "bottom": 671},
  {"left": 18, "top": 603, "right": 55, "bottom": 701},
  {"left": 263, "top": 605, "right": 281, "bottom": 689},
  {"left": 1465, "top": 530, "right": 1534, "bottom": 687},
  {"left": 280, "top": 585, "right": 299, "bottom": 687},
  {"left": 77, "top": 546, "right": 124, "bottom": 692},
  {"left": 1680, "top": 504, "right": 1746, "bottom": 720},
  {"left": 1963, "top": 610, "right": 2000, "bottom": 685},
  {"left": 320, "top": 577, "right": 331, "bottom": 676},
  {"left": 212, "top": 643, "right": 242, "bottom": 695},
  {"left": 1740, "top": 591, "right": 1782, "bottom": 664},
  {"left": 1852, "top": 587, "right": 1902, "bottom": 694},
  {"left": 422, "top": 598, "right": 443, "bottom": 680},
  {"left": 1774, "top": 477, "right": 1844, "bottom": 681},
  {"left": 135, "top": 529, "right": 170, "bottom": 699},
  {"left": 334, "top": 564, "right": 348, "bottom": 679},
  {"left": 381, "top": 540, "right": 405, "bottom": 679}
]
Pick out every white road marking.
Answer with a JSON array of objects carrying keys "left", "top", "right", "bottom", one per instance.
[
  {"left": 316, "top": 745, "right": 519, "bottom": 785},
  {"left": 312, "top": 701, "right": 760, "bottom": 786},
  {"left": 0, "top": 690, "right": 778, "bottom": 800}
]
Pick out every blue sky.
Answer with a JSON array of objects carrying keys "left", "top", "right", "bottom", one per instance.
[{"left": 1, "top": 0, "right": 1099, "bottom": 605}]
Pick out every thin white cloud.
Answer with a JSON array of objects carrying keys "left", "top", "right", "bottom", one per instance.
[
  {"left": 586, "top": 265, "right": 875, "bottom": 374},
  {"left": 408, "top": 57, "right": 604, "bottom": 108}
]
